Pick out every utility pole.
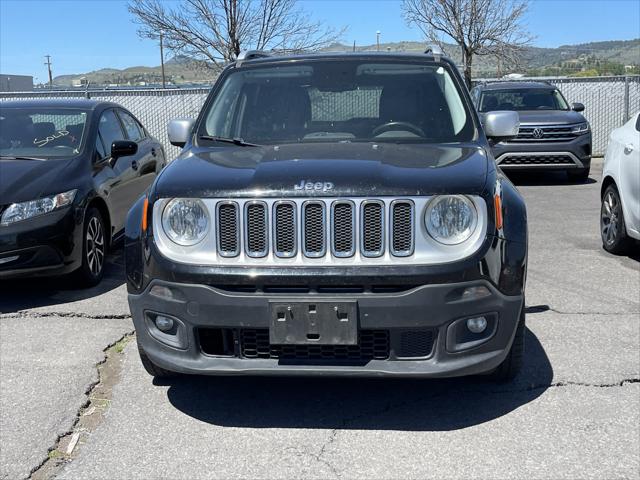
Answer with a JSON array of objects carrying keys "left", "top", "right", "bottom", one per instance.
[
  {"left": 44, "top": 55, "right": 53, "bottom": 89},
  {"left": 159, "top": 33, "right": 166, "bottom": 89},
  {"left": 376, "top": 31, "right": 381, "bottom": 51}
]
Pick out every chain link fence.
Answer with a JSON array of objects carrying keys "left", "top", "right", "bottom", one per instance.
[
  {"left": 536, "top": 76, "right": 639, "bottom": 155},
  {"left": 1, "top": 76, "right": 638, "bottom": 157}
]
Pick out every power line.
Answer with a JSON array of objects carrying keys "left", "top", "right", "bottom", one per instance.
[{"left": 44, "top": 55, "right": 53, "bottom": 89}]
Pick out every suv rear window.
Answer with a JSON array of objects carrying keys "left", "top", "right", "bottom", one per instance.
[
  {"left": 479, "top": 88, "right": 569, "bottom": 112},
  {"left": 201, "top": 60, "right": 475, "bottom": 145}
]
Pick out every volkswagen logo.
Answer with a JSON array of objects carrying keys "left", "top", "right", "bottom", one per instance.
[{"left": 532, "top": 128, "right": 545, "bottom": 139}]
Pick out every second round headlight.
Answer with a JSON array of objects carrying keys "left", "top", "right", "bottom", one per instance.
[
  {"left": 162, "top": 198, "right": 209, "bottom": 246},
  {"left": 425, "top": 195, "right": 478, "bottom": 245}
]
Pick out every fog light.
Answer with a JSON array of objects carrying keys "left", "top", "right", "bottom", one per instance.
[
  {"left": 466, "top": 316, "right": 487, "bottom": 333},
  {"left": 155, "top": 315, "right": 174, "bottom": 332}
]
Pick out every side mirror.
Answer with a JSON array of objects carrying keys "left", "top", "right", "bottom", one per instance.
[
  {"left": 484, "top": 111, "right": 520, "bottom": 141},
  {"left": 571, "top": 102, "right": 585, "bottom": 112},
  {"left": 110, "top": 140, "right": 138, "bottom": 165},
  {"left": 168, "top": 118, "right": 195, "bottom": 147}
]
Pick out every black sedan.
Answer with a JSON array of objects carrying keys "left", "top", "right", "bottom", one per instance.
[{"left": 0, "top": 99, "right": 165, "bottom": 286}]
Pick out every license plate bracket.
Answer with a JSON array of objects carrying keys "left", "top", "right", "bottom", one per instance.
[{"left": 269, "top": 301, "right": 358, "bottom": 345}]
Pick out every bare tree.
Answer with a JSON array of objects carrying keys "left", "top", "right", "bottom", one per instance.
[
  {"left": 129, "top": 0, "right": 344, "bottom": 67},
  {"left": 402, "top": 0, "right": 532, "bottom": 87}
]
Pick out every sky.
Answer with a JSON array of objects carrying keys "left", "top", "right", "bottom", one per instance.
[{"left": 1, "top": 0, "right": 639, "bottom": 82}]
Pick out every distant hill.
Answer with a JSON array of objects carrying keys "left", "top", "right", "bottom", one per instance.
[
  {"left": 53, "top": 56, "right": 218, "bottom": 88},
  {"left": 324, "top": 38, "right": 640, "bottom": 76},
  {"left": 52, "top": 38, "right": 640, "bottom": 87}
]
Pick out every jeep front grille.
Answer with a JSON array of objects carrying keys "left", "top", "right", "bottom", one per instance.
[
  {"left": 153, "top": 196, "right": 488, "bottom": 266},
  {"left": 213, "top": 198, "right": 414, "bottom": 260}
]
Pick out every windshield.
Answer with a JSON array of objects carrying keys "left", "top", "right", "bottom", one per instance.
[
  {"left": 0, "top": 107, "right": 89, "bottom": 158},
  {"left": 200, "top": 60, "right": 475, "bottom": 145},
  {"left": 479, "top": 88, "right": 569, "bottom": 112}
]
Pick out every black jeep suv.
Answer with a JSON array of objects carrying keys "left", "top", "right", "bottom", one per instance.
[
  {"left": 125, "top": 50, "right": 528, "bottom": 382},
  {"left": 471, "top": 81, "right": 592, "bottom": 181}
]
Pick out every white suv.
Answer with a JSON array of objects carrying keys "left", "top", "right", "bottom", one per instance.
[{"left": 600, "top": 112, "right": 640, "bottom": 254}]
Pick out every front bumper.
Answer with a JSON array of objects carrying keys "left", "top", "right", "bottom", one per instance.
[
  {"left": 0, "top": 207, "right": 82, "bottom": 278},
  {"left": 491, "top": 132, "right": 592, "bottom": 170},
  {"left": 130, "top": 278, "right": 524, "bottom": 377}
]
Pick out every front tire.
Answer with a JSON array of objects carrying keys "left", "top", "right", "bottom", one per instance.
[
  {"left": 601, "top": 184, "right": 631, "bottom": 254},
  {"left": 74, "top": 207, "right": 106, "bottom": 287},
  {"left": 489, "top": 304, "right": 525, "bottom": 383}
]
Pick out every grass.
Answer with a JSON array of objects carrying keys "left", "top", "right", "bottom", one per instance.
[{"left": 112, "top": 335, "right": 133, "bottom": 354}]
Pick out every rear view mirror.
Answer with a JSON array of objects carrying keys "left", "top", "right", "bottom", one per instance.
[
  {"left": 168, "top": 118, "right": 195, "bottom": 148},
  {"left": 483, "top": 111, "right": 520, "bottom": 141},
  {"left": 572, "top": 102, "right": 585, "bottom": 112}
]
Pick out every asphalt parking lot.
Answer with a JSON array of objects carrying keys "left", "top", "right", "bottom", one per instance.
[{"left": 1, "top": 158, "right": 638, "bottom": 480}]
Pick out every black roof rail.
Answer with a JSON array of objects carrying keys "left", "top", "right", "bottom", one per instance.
[
  {"left": 424, "top": 45, "right": 443, "bottom": 61},
  {"left": 236, "top": 50, "right": 271, "bottom": 66}
]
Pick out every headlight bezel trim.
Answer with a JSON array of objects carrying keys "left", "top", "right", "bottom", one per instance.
[
  {"left": 424, "top": 194, "right": 479, "bottom": 246},
  {"left": 161, "top": 197, "right": 210, "bottom": 247}
]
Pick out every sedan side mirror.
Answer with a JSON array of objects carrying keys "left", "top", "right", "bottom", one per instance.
[
  {"left": 571, "top": 102, "right": 585, "bottom": 112},
  {"left": 168, "top": 118, "right": 195, "bottom": 148},
  {"left": 483, "top": 111, "right": 520, "bottom": 142},
  {"left": 110, "top": 140, "right": 138, "bottom": 166}
]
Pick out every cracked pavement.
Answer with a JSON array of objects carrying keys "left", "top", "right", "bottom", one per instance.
[{"left": 1, "top": 159, "right": 639, "bottom": 479}]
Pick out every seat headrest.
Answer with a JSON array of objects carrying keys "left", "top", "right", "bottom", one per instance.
[{"left": 32, "top": 122, "right": 56, "bottom": 139}]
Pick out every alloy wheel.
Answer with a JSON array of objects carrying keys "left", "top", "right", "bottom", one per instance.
[
  {"left": 86, "top": 216, "right": 105, "bottom": 276},
  {"left": 601, "top": 191, "right": 620, "bottom": 246}
]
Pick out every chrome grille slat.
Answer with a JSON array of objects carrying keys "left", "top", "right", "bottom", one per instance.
[
  {"left": 390, "top": 200, "right": 414, "bottom": 256},
  {"left": 217, "top": 202, "right": 240, "bottom": 257},
  {"left": 273, "top": 201, "right": 297, "bottom": 258},
  {"left": 361, "top": 201, "right": 384, "bottom": 257},
  {"left": 331, "top": 201, "right": 356, "bottom": 257},
  {"left": 244, "top": 201, "right": 268, "bottom": 257},
  {"left": 302, "top": 201, "right": 326, "bottom": 257}
]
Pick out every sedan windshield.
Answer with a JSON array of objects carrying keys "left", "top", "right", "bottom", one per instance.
[
  {"left": 479, "top": 88, "right": 569, "bottom": 112},
  {"left": 200, "top": 60, "right": 475, "bottom": 145},
  {"left": 0, "top": 107, "right": 89, "bottom": 159}
]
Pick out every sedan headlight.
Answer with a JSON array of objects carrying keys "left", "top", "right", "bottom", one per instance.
[
  {"left": 425, "top": 195, "right": 478, "bottom": 245},
  {"left": 0, "top": 190, "right": 77, "bottom": 226},
  {"left": 571, "top": 122, "right": 590, "bottom": 134},
  {"left": 161, "top": 198, "right": 209, "bottom": 246}
]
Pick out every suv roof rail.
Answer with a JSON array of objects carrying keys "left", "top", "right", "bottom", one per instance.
[
  {"left": 236, "top": 50, "right": 271, "bottom": 66},
  {"left": 424, "top": 45, "right": 443, "bottom": 61}
]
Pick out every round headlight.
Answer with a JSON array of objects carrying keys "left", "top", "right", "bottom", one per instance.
[
  {"left": 162, "top": 198, "right": 209, "bottom": 246},
  {"left": 425, "top": 195, "right": 478, "bottom": 245}
]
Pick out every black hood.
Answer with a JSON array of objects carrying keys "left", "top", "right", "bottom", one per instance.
[
  {"left": 516, "top": 110, "right": 586, "bottom": 125},
  {"left": 154, "top": 143, "right": 489, "bottom": 199},
  {"left": 0, "top": 157, "right": 75, "bottom": 205}
]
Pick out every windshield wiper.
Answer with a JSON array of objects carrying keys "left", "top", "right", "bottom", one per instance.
[
  {"left": 0, "top": 155, "right": 47, "bottom": 161},
  {"left": 198, "top": 135, "right": 261, "bottom": 147}
]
